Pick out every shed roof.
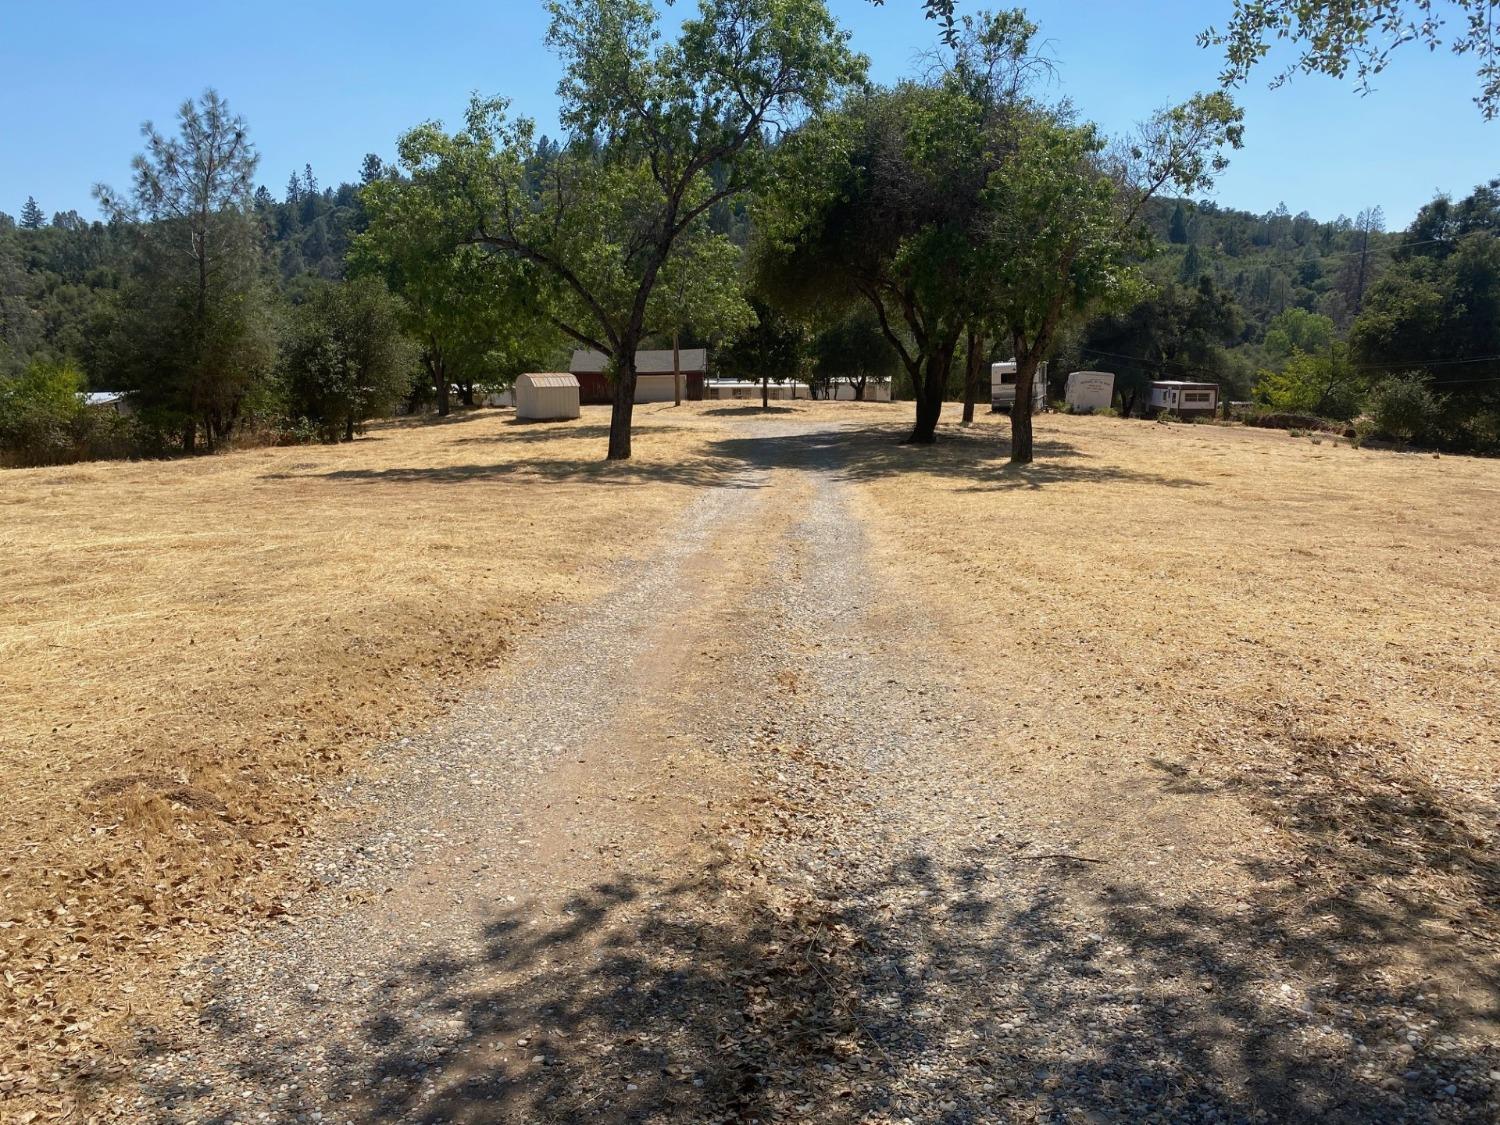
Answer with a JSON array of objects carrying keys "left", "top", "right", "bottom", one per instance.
[
  {"left": 81, "top": 391, "right": 127, "bottom": 406},
  {"left": 1151, "top": 380, "right": 1218, "bottom": 389},
  {"left": 517, "top": 372, "right": 579, "bottom": 388},
  {"left": 570, "top": 349, "right": 709, "bottom": 375}
]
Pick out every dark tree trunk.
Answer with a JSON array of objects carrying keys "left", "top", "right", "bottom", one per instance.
[
  {"left": 906, "top": 347, "right": 953, "bottom": 444},
  {"left": 1121, "top": 387, "right": 1137, "bottom": 417},
  {"left": 429, "top": 355, "right": 450, "bottom": 418},
  {"left": 853, "top": 374, "right": 866, "bottom": 402},
  {"left": 459, "top": 382, "right": 475, "bottom": 407},
  {"left": 181, "top": 420, "right": 196, "bottom": 453},
  {"left": 344, "top": 414, "right": 355, "bottom": 442},
  {"left": 962, "top": 325, "right": 985, "bottom": 424},
  {"left": 762, "top": 375, "right": 770, "bottom": 411},
  {"left": 1009, "top": 356, "right": 1041, "bottom": 464},
  {"left": 607, "top": 351, "right": 638, "bottom": 461}
]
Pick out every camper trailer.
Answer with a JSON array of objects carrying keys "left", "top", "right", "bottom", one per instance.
[
  {"left": 1147, "top": 381, "right": 1219, "bottom": 419},
  {"left": 991, "top": 361, "right": 1048, "bottom": 413}
]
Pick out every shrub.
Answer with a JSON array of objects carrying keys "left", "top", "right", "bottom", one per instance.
[
  {"left": 1369, "top": 372, "right": 1444, "bottom": 445},
  {"left": 0, "top": 361, "right": 88, "bottom": 465},
  {"left": 1253, "top": 343, "right": 1364, "bottom": 421},
  {"left": 1242, "top": 408, "right": 1343, "bottom": 434},
  {"left": 281, "top": 278, "right": 416, "bottom": 442},
  {"left": 1350, "top": 417, "right": 1378, "bottom": 448}
]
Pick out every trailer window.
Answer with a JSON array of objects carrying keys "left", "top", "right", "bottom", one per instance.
[{"left": 1184, "top": 391, "right": 1212, "bottom": 403}]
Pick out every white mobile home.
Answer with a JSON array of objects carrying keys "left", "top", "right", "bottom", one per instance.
[
  {"left": 702, "top": 380, "right": 808, "bottom": 401},
  {"left": 824, "top": 378, "right": 893, "bottom": 402},
  {"left": 1064, "top": 371, "right": 1115, "bottom": 413},
  {"left": 991, "top": 361, "right": 1047, "bottom": 413},
  {"left": 514, "top": 372, "right": 581, "bottom": 421},
  {"left": 1148, "top": 380, "right": 1219, "bottom": 419}
]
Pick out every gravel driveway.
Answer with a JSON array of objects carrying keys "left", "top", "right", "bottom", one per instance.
[{"left": 126, "top": 417, "right": 1498, "bottom": 1124}]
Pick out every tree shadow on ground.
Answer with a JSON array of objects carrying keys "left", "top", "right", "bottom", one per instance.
[
  {"left": 261, "top": 458, "right": 757, "bottom": 489},
  {"left": 699, "top": 405, "right": 802, "bottom": 416},
  {"left": 707, "top": 421, "right": 1207, "bottom": 491},
  {"left": 268, "top": 414, "right": 1200, "bottom": 493},
  {"left": 447, "top": 423, "right": 700, "bottom": 445},
  {"left": 144, "top": 831, "right": 1499, "bottom": 1124}
]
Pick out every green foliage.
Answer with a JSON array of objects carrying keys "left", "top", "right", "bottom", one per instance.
[
  {"left": 1200, "top": 1, "right": 1500, "bottom": 120},
  {"left": 718, "top": 299, "right": 811, "bottom": 390},
  {"left": 95, "top": 90, "right": 275, "bottom": 451},
  {"left": 811, "top": 307, "right": 899, "bottom": 399},
  {"left": 1350, "top": 181, "right": 1500, "bottom": 449},
  {"left": 1368, "top": 372, "right": 1445, "bottom": 443},
  {"left": 1262, "top": 307, "right": 1335, "bottom": 363},
  {"left": 280, "top": 277, "right": 416, "bottom": 441},
  {"left": 0, "top": 359, "right": 85, "bottom": 461},
  {"left": 354, "top": 170, "right": 559, "bottom": 416},
  {"left": 0, "top": 360, "right": 130, "bottom": 465},
  {"left": 1254, "top": 342, "right": 1365, "bottom": 420},
  {"left": 401, "top": 0, "right": 861, "bottom": 458}
]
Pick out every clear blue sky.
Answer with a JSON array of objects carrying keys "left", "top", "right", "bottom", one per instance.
[{"left": 0, "top": 0, "right": 1494, "bottom": 229}]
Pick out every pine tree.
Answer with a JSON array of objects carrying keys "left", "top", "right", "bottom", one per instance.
[
  {"left": 1179, "top": 242, "right": 1203, "bottom": 281},
  {"left": 1169, "top": 201, "right": 1189, "bottom": 244},
  {"left": 359, "top": 154, "right": 385, "bottom": 186},
  {"left": 19, "top": 196, "right": 45, "bottom": 230}
]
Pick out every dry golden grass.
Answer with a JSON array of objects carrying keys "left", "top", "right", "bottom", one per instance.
[
  {"left": 842, "top": 405, "right": 1500, "bottom": 1025},
  {"left": 0, "top": 404, "right": 734, "bottom": 1109},
  {"left": 5, "top": 397, "right": 1499, "bottom": 1111}
]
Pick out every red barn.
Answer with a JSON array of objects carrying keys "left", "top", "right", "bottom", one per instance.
[{"left": 569, "top": 349, "right": 708, "bottom": 404}]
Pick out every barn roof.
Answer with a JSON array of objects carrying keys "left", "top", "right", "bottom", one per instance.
[
  {"left": 570, "top": 349, "right": 709, "bottom": 376},
  {"left": 517, "top": 372, "right": 579, "bottom": 388}
]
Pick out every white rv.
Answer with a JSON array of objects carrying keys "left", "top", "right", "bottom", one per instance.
[{"left": 990, "top": 361, "right": 1048, "bottom": 413}]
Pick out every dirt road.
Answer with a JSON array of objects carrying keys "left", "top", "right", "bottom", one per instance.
[{"left": 127, "top": 417, "right": 1498, "bottom": 1124}]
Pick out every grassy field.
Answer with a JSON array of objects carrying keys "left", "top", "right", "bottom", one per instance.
[
  {"left": 0, "top": 404, "right": 736, "bottom": 1107},
  {"left": 3, "top": 399, "right": 1498, "bottom": 1112},
  {"left": 845, "top": 407, "right": 1500, "bottom": 1027}
]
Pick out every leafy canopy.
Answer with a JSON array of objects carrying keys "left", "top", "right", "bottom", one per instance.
[{"left": 1201, "top": 0, "right": 1500, "bottom": 120}]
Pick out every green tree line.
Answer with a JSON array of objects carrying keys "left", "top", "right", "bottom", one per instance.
[{"left": 2, "top": 1, "right": 1496, "bottom": 466}]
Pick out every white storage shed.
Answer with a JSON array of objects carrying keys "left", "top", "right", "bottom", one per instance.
[
  {"left": 515, "top": 372, "right": 581, "bottom": 421},
  {"left": 1065, "top": 371, "right": 1115, "bottom": 413}
]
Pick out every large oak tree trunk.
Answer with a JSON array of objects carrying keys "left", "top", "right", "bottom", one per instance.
[
  {"left": 906, "top": 347, "right": 953, "bottom": 444},
  {"left": 607, "top": 353, "right": 638, "bottom": 461},
  {"left": 1009, "top": 356, "right": 1040, "bottom": 464}
]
